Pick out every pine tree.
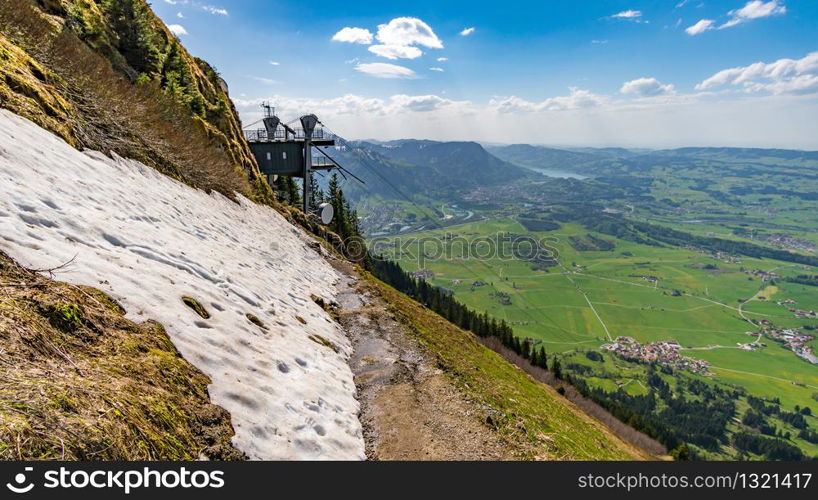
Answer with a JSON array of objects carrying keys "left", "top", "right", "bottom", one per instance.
[
  {"left": 538, "top": 347, "right": 548, "bottom": 369},
  {"left": 308, "top": 175, "right": 323, "bottom": 211},
  {"left": 552, "top": 357, "right": 562, "bottom": 379},
  {"left": 521, "top": 340, "right": 531, "bottom": 359},
  {"left": 105, "top": 0, "right": 162, "bottom": 75},
  {"left": 530, "top": 347, "right": 540, "bottom": 367}
]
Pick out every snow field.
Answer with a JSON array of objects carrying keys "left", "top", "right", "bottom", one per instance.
[{"left": 0, "top": 110, "right": 364, "bottom": 459}]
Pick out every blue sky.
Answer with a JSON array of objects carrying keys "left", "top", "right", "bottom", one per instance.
[{"left": 154, "top": 1, "right": 818, "bottom": 148}]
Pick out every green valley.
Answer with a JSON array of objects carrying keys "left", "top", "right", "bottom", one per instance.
[{"left": 356, "top": 142, "right": 818, "bottom": 459}]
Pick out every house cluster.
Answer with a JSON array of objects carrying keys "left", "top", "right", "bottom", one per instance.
[
  {"left": 789, "top": 308, "right": 818, "bottom": 319},
  {"left": 713, "top": 251, "right": 743, "bottom": 264},
  {"left": 774, "top": 298, "right": 817, "bottom": 319},
  {"left": 412, "top": 269, "right": 435, "bottom": 280},
  {"left": 751, "top": 319, "right": 818, "bottom": 365},
  {"left": 601, "top": 336, "right": 711, "bottom": 375},
  {"left": 759, "top": 233, "right": 817, "bottom": 254},
  {"left": 745, "top": 269, "right": 782, "bottom": 281},
  {"left": 685, "top": 246, "right": 742, "bottom": 264},
  {"left": 738, "top": 342, "right": 759, "bottom": 351},
  {"left": 628, "top": 274, "right": 658, "bottom": 283}
]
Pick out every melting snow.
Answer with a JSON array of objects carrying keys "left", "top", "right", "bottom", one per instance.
[{"left": 0, "top": 110, "right": 364, "bottom": 460}]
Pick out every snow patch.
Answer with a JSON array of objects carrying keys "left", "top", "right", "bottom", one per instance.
[{"left": 0, "top": 110, "right": 364, "bottom": 460}]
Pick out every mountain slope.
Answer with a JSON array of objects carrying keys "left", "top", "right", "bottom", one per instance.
[
  {"left": 0, "top": 250, "right": 242, "bottom": 460},
  {"left": 0, "top": 109, "right": 651, "bottom": 460},
  {"left": 333, "top": 139, "right": 531, "bottom": 200},
  {"left": 373, "top": 139, "right": 530, "bottom": 185},
  {"left": 0, "top": 110, "right": 363, "bottom": 459},
  {"left": 487, "top": 144, "right": 603, "bottom": 172},
  {"left": 0, "top": 0, "right": 655, "bottom": 462},
  {"left": 0, "top": 0, "right": 270, "bottom": 200}
]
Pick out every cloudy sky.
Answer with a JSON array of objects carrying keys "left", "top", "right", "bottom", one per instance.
[{"left": 155, "top": 0, "right": 818, "bottom": 149}]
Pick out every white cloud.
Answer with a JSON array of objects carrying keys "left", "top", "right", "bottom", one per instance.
[
  {"left": 269, "top": 61, "right": 280, "bottom": 66},
  {"left": 429, "top": 67, "right": 444, "bottom": 72},
  {"left": 460, "top": 27, "right": 476, "bottom": 36},
  {"left": 620, "top": 77, "right": 675, "bottom": 97},
  {"left": 437, "top": 57, "right": 449, "bottom": 62},
  {"left": 376, "top": 17, "right": 443, "bottom": 49},
  {"left": 367, "top": 44, "right": 423, "bottom": 60},
  {"left": 331, "top": 27, "right": 373, "bottom": 44},
  {"left": 338, "top": 17, "right": 443, "bottom": 60},
  {"left": 163, "top": 1, "right": 227, "bottom": 16},
  {"left": 176, "top": 12, "right": 184, "bottom": 18},
  {"left": 490, "top": 87, "right": 607, "bottom": 113},
  {"left": 389, "top": 94, "right": 462, "bottom": 112},
  {"left": 234, "top": 93, "right": 469, "bottom": 118},
  {"left": 251, "top": 76, "right": 278, "bottom": 85},
  {"left": 591, "top": 39, "right": 609, "bottom": 44},
  {"left": 685, "top": 19, "right": 715, "bottom": 35},
  {"left": 167, "top": 24, "right": 188, "bottom": 36},
  {"left": 234, "top": 92, "right": 818, "bottom": 149},
  {"left": 721, "top": 0, "right": 786, "bottom": 29},
  {"left": 202, "top": 5, "right": 228, "bottom": 16},
  {"left": 354, "top": 62, "right": 417, "bottom": 79},
  {"left": 696, "top": 51, "right": 818, "bottom": 95},
  {"left": 612, "top": 10, "right": 642, "bottom": 19}
]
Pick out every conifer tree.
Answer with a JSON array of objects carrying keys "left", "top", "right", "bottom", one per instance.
[{"left": 552, "top": 357, "right": 562, "bottom": 379}]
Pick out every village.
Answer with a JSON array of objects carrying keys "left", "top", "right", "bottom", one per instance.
[
  {"left": 775, "top": 298, "right": 818, "bottom": 320},
  {"left": 684, "top": 245, "right": 743, "bottom": 264},
  {"left": 601, "top": 336, "right": 712, "bottom": 375},
  {"left": 749, "top": 317, "right": 818, "bottom": 365},
  {"left": 745, "top": 268, "right": 782, "bottom": 281}
]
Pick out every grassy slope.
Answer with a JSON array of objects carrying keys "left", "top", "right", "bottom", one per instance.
[
  {"left": 0, "top": 251, "right": 243, "bottom": 460},
  {"left": 360, "top": 268, "right": 651, "bottom": 460}
]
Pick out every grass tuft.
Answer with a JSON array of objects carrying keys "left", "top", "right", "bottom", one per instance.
[{"left": 182, "top": 296, "right": 210, "bottom": 319}]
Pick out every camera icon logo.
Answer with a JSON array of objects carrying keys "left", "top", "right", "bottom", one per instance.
[{"left": 6, "top": 467, "right": 34, "bottom": 494}]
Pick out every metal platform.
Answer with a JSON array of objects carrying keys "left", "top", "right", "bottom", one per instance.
[{"left": 243, "top": 104, "right": 341, "bottom": 214}]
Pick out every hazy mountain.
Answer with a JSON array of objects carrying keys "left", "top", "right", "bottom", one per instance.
[
  {"left": 329, "top": 139, "right": 532, "bottom": 200},
  {"left": 486, "top": 144, "right": 603, "bottom": 172}
]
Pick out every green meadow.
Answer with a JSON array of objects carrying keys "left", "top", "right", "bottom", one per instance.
[{"left": 380, "top": 217, "right": 818, "bottom": 415}]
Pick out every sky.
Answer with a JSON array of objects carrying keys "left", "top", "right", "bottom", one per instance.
[{"left": 153, "top": 1, "right": 818, "bottom": 149}]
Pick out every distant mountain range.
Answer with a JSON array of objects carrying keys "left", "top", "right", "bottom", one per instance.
[
  {"left": 328, "top": 139, "right": 818, "bottom": 201},
  {"left": 488, "top": 144, "right": 818, "bottom": 176}
]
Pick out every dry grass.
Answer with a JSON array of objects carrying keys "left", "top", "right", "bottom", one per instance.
[{"left": 0, "top": 252, "right": 244, "bottom": 460}]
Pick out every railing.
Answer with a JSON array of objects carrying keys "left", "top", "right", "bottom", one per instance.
[
  {"left": 244, "top": 127, "right": 333, "bottom": 143},
  {"left": 311, "top": 156, "right": 334, "bottom": 168}
]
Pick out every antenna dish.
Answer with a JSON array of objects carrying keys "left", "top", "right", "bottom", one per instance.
[{"left": 318, "top": 202, "right": 334, "bottom": 225}]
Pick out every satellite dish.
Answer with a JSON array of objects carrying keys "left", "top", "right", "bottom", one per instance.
[{"left": 318, "top": 202, "right": 334, "bottom": 225}]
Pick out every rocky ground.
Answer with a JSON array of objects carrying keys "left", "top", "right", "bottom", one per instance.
[{"left": 331, "top": 260, "right": 512, "bottom": 460}]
